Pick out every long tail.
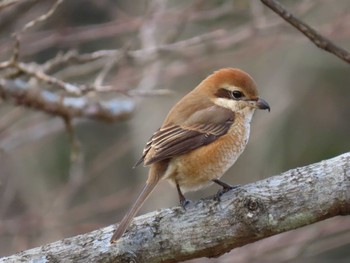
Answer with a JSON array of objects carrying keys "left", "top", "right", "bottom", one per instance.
[{"left": 110, "top": 174, "right": 160, "bottom": 243}]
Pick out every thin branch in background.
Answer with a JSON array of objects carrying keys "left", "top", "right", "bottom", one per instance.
[
  {"left": 6, "top": 0, "right": 64, "bottom": 65},
  {"left": 18, "top": 0, "right": 64, "bottom": 34},
  {"left": 55, "top": 116, "right": 84, "bottom": 203},
  {"left": 63, "top": 116, "right": 80, "bottom": 165},
  {"left": 10, "top": 34, "right": 20, "bottom": 64},
  {"left": 92, "top": 44, "right": 133, "bottom": 90},
  {"left": 0, "top": 17, "right": 143, "bottom": 57},
  {"left": 1, "top": 2, "right": 342, "bottom": 130},
  {"left": 0, "top": 0, "right": 22, "bottom": 10},
  {"left": 16, "top": 62, "right": 83, "bottom": 95},
  {"left": 163, "top": 0, "right": 203, "bottom": 44},
  {"left": 1, "top": 0, "right": 84, "bottom": 96},
  {"left": 261, "top": 0, "right": 350, "bottom": 64},
  {"left": 41, "top": 50, "right": 80, "bottom": 73},
  {"left": 94, "top": 58, "right": 116, "bottom": 88},
  {"left": 41, "top": 117, "right": 85, "bottom": 236}
]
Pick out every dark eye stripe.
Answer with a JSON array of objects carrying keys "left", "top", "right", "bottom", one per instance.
[{"left": 215, "top": 88, "right": 232, "bottom": 99}]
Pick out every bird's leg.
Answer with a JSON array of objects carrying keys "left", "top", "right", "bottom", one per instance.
[
  {"left": 176, "top": 182, "right": 191, "bottom": 210},
  {"left": 213, "top": 179, "right": 241, "bottom": 200}
]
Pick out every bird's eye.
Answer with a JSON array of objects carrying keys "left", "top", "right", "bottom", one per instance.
[{"left": 232, "top": 90, "right": 243, "bottom": 99}]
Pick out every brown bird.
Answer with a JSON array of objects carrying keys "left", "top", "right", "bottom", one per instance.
[{"left": 110, "top": 68, "right": 270, "bottom": 243}]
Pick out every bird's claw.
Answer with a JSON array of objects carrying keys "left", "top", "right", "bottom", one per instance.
[
  {"left": 214, "top": 184, "right": 241, "bottom": 201},
  {"left": 180, "top": 199, "right": 193, "bottom": 210}
]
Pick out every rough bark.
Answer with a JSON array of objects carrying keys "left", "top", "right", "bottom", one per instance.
[{"left": 1, "top": 152, "right": 349, "bottom": 263}]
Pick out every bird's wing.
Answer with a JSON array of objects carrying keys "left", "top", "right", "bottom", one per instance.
[{"left": 134, "top": 106, "right": 234, "bottom": 166}]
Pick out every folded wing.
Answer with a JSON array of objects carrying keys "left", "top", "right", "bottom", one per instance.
[{"left": 135, "top": 106, "right": 235, "bottom": 166}]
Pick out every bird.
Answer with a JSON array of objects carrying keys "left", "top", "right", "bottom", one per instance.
[{"left": 110, "top": 68, "right": 270, "bottom": 243}]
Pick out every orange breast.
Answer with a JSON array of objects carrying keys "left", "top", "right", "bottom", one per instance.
[{"left": 165, "top": 120, "right": 249, "bottom": 192}]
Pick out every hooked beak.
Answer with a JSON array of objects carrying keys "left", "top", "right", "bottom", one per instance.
[{"left": 252, "top": 98, "right": 270, "bottom": 112}]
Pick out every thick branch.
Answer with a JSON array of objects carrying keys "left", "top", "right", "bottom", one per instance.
[
  {"left": 1, "top": 152, "right": 349, "bottom": 262},
  {"left": 261, "top": 0, "right": 350, "bottom": 64},
  {"left": 0, "top": 79, "right": 135, "bottom": 122}
]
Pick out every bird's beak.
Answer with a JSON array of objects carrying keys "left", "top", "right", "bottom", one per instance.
[{"left": 252, "top": 98, "right": 270, "bottom": 112}]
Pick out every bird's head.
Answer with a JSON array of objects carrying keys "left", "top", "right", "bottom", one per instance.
[{"left": 198, "top": 68, "right": 270, "bottom": 114}]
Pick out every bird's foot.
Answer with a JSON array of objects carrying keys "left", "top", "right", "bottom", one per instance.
[
  {"left": 176, "top": 182, "right": 193, "bottom": 210},
  {"left": 180, "top": 198, "right": 193, "bottom": 210},
  {"left": 214, "top": 183, "right": 241, "bottom": 201}
]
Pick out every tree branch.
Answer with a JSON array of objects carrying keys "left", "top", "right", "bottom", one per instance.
[
  {"left": 0, "top": 79, "right": 135, "bottom": 122},
  {"left": 0, "top": 0, "right": 22, "bottom": 10},
  {"left": 1, "top": 152, "right": 349, "bottom": 262},
  {"left": 17, "top": 0, "right": 63, "bottom": 34},
  {"left": 261, "top": 0, "right": 350, "bottom": 64}
]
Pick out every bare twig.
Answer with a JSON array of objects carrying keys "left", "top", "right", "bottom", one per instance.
[
  {"left": 10, "top": 34, "right": 20, "bottom": 64},
  {"left": 18, "top": 0, "right": 64, "bottom": 34},
  {"left": 16, "top": 62, "right": 83, "bottom": 95},
  {"left": 48, "top": 117, "right": 85, "bottom": 222},
  {"left": 0, "top": 0, "right": 22, "bottom": 10},
  {"left": 1, "top": 0, "right": 84, "bottom": 96},
  {"left": 40, "top": 30, "right": 224, "bottom": 69},
  {"left": 261, "top": 0, "right": 350, "bottom": 64},
  {"left": 63, "top": 117, "right": 80, "bottom": 164},
  {"left": 94, "top": 58, "right": 116, "bottom": 88},
  {"left": 7, "top": 0, "right": 64, "bottom": 66}
]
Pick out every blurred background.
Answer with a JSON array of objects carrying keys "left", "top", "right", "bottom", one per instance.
[{"left": 0, "top": 0, "right": 349, "bottom": 262}]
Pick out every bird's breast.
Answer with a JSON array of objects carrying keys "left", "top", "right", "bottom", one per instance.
[{"left": 164, "top": 117, "right": 251, "bottom": 192}]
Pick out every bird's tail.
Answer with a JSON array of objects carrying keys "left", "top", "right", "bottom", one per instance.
[{"left": 110, "top": 174, "right": 160, "bottom": 243}]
